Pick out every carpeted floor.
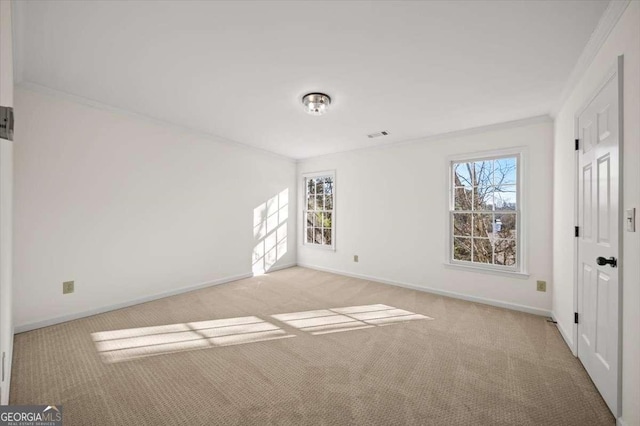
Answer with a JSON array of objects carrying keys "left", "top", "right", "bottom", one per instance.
[{"left": 11, "top": 267, "right": 614, "bottom": 425}]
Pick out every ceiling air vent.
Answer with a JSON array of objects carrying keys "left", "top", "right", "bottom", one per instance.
[{"left": 367, "top": 131, "right": 390, "bottom": 139}]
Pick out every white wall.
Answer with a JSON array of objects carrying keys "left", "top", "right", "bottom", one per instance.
[
  {"left": 297, "top": 117, "right": 554, "bottom": 315},
  {"left": 13, "top": 87, "right": 297, "bottom": 331},
  {"left": 0, "top": 0, "right": 14, "bottom": 405},
  {"left": 552, "top": 2, "right": 640, "bottom": 424}
]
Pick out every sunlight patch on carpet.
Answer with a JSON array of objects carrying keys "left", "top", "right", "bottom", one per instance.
[
  {"left": 92, "top": 305, "right": 433, "bottom": 363},
  {"left": 92, "top": 316, "right": 294, "bottom": 363},
  {"left": 272, "top": 304, "right": 433, "bottom": 335}
]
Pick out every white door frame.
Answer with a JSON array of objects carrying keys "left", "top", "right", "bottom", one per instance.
[
  {"left": 0, "top": 0, "right": 13, "bottom": 406},
  {"left": 573, "top": 55, "right": 624, "bottom": 417}
]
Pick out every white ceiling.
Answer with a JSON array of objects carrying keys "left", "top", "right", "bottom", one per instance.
[{"left": 14, "top": 1, "right": 609, "bottom": 159}]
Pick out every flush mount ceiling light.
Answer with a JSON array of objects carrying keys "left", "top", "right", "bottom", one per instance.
[{"left": 302, "top": 93, "right": 331, "bottom": 116}]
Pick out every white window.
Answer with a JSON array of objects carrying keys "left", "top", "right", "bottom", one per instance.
[
  {"left": 303, "top": 171, "right": 335, "bottom": 249},
  {"left": 449, "top": 153, "right": 522, "bottom": 272}
]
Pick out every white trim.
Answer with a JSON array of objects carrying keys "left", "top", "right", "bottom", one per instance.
[
  {"left": 16, "top": 82, "right": 553, "bottom": 164},
  {"left": 446, "top": 147, "right": 528, "bottom": 276},
  {"left": 301, "top": 170, "right": 336, "bottom": 251},
  {"left": 17, "top": 264, "right": 302, "bottom": 334},
  {"left": 551, "top": 311, "right": 576, "bottom": 355},
  {"left": 301, "top": 170, "right": 335, "bottom": 179},
  {"left": 15, "top": 271, "right": 259, "bottom": 333},
  {"left": 573, "top": 56, "right": 624, "bottom": 418},
  {"left": 615, "top": 54, "right": 624, "bottom": 420},
  {"left": 1, "top": 0, "right": 15, "bottom": 406},
  {"left": 15, "top": 82, "right": 296, "bottom": 164},
  {"left": 551, "top": 0, "right": 630, "bottom": 117},
  {"left": 574, "top": 64, "right": 619, "bottom": 120},
  {"left": 298, "top": 263, "right": 551, "bottom": 317},
  {"left": 300, "top": 242, "right": 335, "bottom": 252},
  {"left": 443, "top": 262, "right": 529, "bottom": 279},
  {"left": 264, "top": 262, "right": 297, "bottom": 274},
  {"left": 447, "top": 146, "right": 527, "bottom": 163},
  {"left": 616, "top": 417, "right": 627, "bottom": 426},
  {"left": 297, "top": 115, "right": 551, "bottom": 163},
  {"left": 572, "top": 88, "right": 581, "bottom": 368}
]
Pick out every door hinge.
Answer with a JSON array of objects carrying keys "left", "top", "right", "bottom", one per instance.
[
  {"left": 575, "top": 139, "right": 579, "bottom": 151},
  {"left": 574, "top": 312, "right": 579, "bottom": 324},
  {"left": 575, "top": 226, "right": 579, "bottom": 237},
  {"left": 0, "top": 106, "right": 14, "bottom": 141}
]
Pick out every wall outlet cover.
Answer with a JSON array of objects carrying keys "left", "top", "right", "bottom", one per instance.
[
  {"left": 353, "top": 255, "right": 359, "bottom": 262},
  {"left": 536, "top": 280, "right": 546, "bottom": 292},
  {"left": 63, "top": 281, "right": 75, "bottom": 294}
]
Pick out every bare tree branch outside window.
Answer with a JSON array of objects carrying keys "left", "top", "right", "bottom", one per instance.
[
  {"left": 305, "top": 175, "right": 334, "bottom": 246},
  {"left": 452, "top": 156, "right": 518, "bottom": 267}
]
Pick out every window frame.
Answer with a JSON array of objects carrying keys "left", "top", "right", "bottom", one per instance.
[
  {"left": 446, "top": 148, "right": 527, "bottom": 276},
  {"left": 302, "top": 170, "right": 336, "bottom": 250}
]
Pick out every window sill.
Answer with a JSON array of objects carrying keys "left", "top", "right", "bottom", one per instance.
[
  {"left": 302, "top": 243, "right": 336, "bottom": 251},
  {"left": 443, "top": 262, "right": 530, "bottom": 279}
]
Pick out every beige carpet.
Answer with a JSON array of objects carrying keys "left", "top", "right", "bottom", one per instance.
[{"left": 11, "top": 267, "right": 614, "bottom": 425}]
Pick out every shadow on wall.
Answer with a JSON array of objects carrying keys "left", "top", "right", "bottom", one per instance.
[{"left": 252, "top": 189, "right": 288, "bottom": 275}]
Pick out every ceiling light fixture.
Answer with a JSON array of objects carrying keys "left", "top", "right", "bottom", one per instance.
[{"left": 302, "top": 93, "right": 331, "bottom": 116}]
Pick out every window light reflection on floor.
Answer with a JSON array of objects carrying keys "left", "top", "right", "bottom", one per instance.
[
  {"left": 91, "top": 316, "right": 295, "bottom": 364},
  {"left": 91, "top": 304, "right": 433, "bottom": 363},
  {"left": 272, "top": 304, "right": 433, "bottom": 335}
]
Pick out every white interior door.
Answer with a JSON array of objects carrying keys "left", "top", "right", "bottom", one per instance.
[
  {"left": 576, "top": 61, "right": 621, "bottom": 416},
  {"left": 0, "top": 0, "right": 14, "bottom": 405}
]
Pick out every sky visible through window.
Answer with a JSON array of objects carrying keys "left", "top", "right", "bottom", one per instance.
[{"left": 452, "top": 156, "right": 518, "bottom": 267}]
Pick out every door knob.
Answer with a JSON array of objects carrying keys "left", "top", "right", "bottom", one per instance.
[{"left": 596, "top": 256, "right": 617, "bottom": 267}]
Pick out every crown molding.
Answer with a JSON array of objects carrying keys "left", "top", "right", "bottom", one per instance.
[
  {"left": 15, "top": 81, "right": 297, "bottom": 163},
  {"left": 297, "top": 114, "right": 552, "bottom": 163},
  {"left": 550, "top": 0, "right": 631, "bottom": 117}
]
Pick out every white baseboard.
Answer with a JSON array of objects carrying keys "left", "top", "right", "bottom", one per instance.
[
  {"left": 16, "top": 261, "right": 549, "bottom": 334},
  {"left": 298, "top": 263, "right": 552, "bottom": 317},
  {"left": 617, "top": 418, "right": 627, "bottom": 426},
  {"left": 15, "top": 271, "right": 257, "bottom": 333},
  {"left": 551, "top": 311, "right": 576, "bottom": 355},
  {"left": 265, "top": 263, "right": 297, "bottom": 273}
]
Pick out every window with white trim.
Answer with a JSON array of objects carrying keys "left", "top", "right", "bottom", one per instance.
[
  {"left": 450, "top": 154, "right": 520, "bottom": 270},
  {"left": 304, "top": 172, "right": 335, "bottom": 248}
]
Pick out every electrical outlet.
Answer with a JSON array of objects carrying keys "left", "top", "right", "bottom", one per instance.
[
  {"left": 536, "top": 280, "right": 546, "bottom": 292},
  {"left": 353, "top": 255, "right": 359, "bottom": 263},
  {"left": 63, "top": 281, "right": 75, "bottom": 294}
]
